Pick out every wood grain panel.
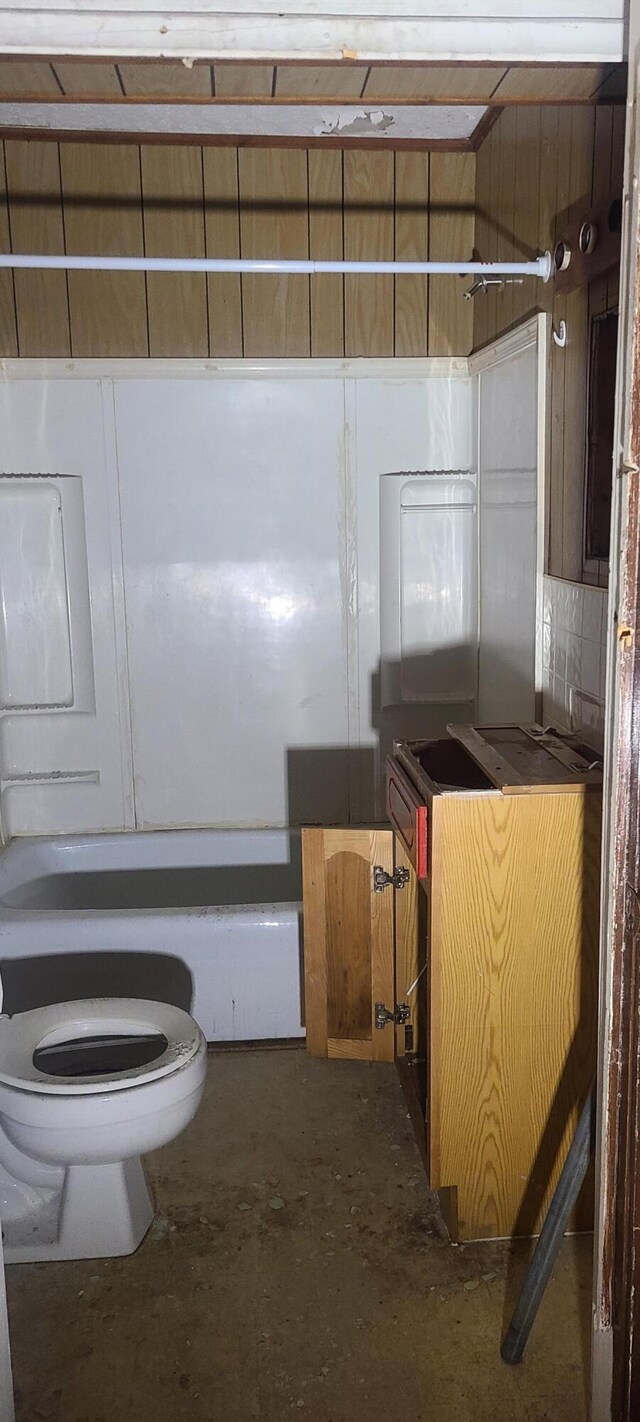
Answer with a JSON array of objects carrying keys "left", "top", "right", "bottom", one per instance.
[
  {"left": 472, "top": 128, "right": 491, "bottom": 350},
  {"left": 0, "top": 143, "right": 17, "bottom": 356},
  {"left": 308, "top": 149, "right": 344, "bottom": 357},
  {"left": 394, "top": 151, "right": 429, "bottom": 357},
  {"left": 428, "top": 151, "right": 474, "bottom": 356},
  {"left": 141, "top": 144, "right": 208, "bottom": 357},
  {"left": 483, "top": 115, "right": 500, "bottom": 338},
  {"left": 537, "top": 104, "right": 559, "bottom": 566},
  {"left": 494, "top": 106, "right": 517, "bottom": 333},
  {"left": 610, "top": 102, "right": 626, "bottom": 193},
  {"left": 119, "top": 63, "right": 212, "bottom": 97},
  {"left": 607, "top": 104, "right": 626, "bottom": 311},
  {"left": 61, "top": 143, "right": 148, "bottom": 358},
  {"left": 326, "top": 850, "right": 371, "bottom": 1040},
  {"left": 344, "top": 150, "right": 394, "bottom": 358},
  {"left": 512, "top": 106, "right": 541, "bottom": 326},
  {"left": 5, "top": 141, "right": 70, "bottom": 357},
  {"left": 327, "top": 1038, "right": 371, "bottom": 1060},
  {"left": 301, "top": 828, "right": 328, "bottom": 1057},
  {"left": 363, "top": 65, "right": 504, "bottom": 102},
  {"left": 561, "top": 106, "right": 595, "bottom": 582},
  {"left": 214, "top": 65, "right": 273, "bottom": 98},
  {"left": 2, "top": 142, "right": 483, "bottom": 362},
  {"left": 430, "top": 791, "right": 600, "bottom": 1240},
  {"left": 276, "top": 65, "right": 367, "bottom": 99},
  {"left": 54, "top": 64, "right": 122, "bottom": 97},
  {"left": 492, "top": 65, "right": 608, "bottom": 102},
  {"left": 592, "top": 106, "right": 614, "bottom": 207},
  {"left": 548, "top": 107, "right": 580, "bottom": 576},
  {"left": 203, "top": 147, "right": 243, "bottom": 357},
  {"left": 239, "top": 148, "right": 310, "bottom": 357},
  {"left": 538, "top": 105, "right": 560, "bottom": 271},
  {"left": 302, "top": 827, "right": 395, "bottom": 1063},
  {"left": 0, "top": 63, "right": 60, "bottom": 97}
]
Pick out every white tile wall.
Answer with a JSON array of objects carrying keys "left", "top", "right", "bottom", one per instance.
[{"left": 540, "top": 575, "right": 608, "bottom": 750}]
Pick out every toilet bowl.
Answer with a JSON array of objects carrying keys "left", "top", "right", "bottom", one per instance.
[{"left": 0, "top": 995, "right": 207, "bottom": 1263}]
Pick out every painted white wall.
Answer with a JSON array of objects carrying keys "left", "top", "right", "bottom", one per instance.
[{"left": 0, "top": 2, "right": 624, "bottom": 64}]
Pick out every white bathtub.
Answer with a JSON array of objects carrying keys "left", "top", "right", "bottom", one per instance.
[{"left": 0, "top": 830, "right": 304, "bottom": 1043}]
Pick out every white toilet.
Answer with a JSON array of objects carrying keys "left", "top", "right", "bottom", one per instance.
[{"left": 0, "top": 987, "right": 207, "bottom": 1263}]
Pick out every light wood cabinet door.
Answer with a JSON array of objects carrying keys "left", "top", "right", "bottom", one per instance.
[{"left": 302, "top": 827, "right": 396, "bottom": 1061}]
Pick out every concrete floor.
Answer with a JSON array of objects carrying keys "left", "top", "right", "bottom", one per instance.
[{"left": 7, "top": 1048, "right": 591, "bottom": 1422}]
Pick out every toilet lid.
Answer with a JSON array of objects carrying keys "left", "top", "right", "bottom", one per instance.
[{"left": 0, "top": 998, "right": 205, "bottom": 1095}]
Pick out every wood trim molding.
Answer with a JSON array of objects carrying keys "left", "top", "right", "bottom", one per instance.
[
  {"left": 0, "top": 125, "right": 476, "bottom": 152},
  {"left": 0, "top": 356, "right": 471, "bottom": 380},
  {"left": 469, "top": 104, "right": 502, "bottom": 150}
]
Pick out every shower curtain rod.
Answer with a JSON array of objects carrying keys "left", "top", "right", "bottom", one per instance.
[{"left": 0, "top": 252, "right": 554, "bottom": 279}]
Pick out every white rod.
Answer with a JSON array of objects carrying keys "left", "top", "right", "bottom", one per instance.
[{"left": 0, "top": 252, "right": 554, "bottom": 279}]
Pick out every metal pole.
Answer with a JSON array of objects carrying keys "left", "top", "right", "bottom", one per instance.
[
  {"left": 0, "top": 252, "right": 554, "bottom": 280},
  {"left": 501, "top": 1085, "right": 596, "bottom": 1366}
]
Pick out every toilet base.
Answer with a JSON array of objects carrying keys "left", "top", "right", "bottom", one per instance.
[{"left": 2, "top": 1158, "right": 155, "bottom": 1264}]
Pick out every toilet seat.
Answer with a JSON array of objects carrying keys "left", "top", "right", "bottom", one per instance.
[{"left": 0, "top": 999, "right": 205, "bottom": 1096}]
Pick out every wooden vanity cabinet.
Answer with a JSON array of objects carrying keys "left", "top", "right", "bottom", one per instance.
[{"left": 303, "top": 725, "right": 602, "bottom": 1243}]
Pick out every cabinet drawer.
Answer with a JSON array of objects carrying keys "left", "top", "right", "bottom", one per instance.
[{"left": 386, "top": 757, "right": 428, "bottom": 878}]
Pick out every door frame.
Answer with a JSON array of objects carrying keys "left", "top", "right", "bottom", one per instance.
[{"left": 592, "top": 6, "right": 640, "bottom": 1414}]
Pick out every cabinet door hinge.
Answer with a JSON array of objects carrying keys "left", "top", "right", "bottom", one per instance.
[
  {"left": 373, "top": 865, "right": 409, "bottom": 893},
  {"left": 375, "top": 1001, "right": 410, "bottom": 1030}
]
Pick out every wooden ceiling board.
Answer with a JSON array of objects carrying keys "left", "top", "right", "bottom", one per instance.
[
  {"left": 0, "top": 62, "right": 60, "bottom": 96},
  {"left": 119, "top": 63, "right": 212, "bottom": 98},
  {"left": 275, "top": 65, "right": 368, "bottom": 99},
  {"left": 492, "top": 64, "right": 610, "bottom": 101},
  {"left": 0, "top": 59, "right": 625, "bottom": 110},
  {"left": 214, "top": 65, "right": 273, "bottom": 97},
  {"left": 53, "top": 63, "right": 122, "bottom": 96},
  {"left": 363, "top": 65, "right": 505, "bottom": 102}
]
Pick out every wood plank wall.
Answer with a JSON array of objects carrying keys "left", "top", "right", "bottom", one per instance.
[
  {"left": 0, "top": 141, "right": 475, "bottom": 361},
  {"left": 474, "top": 104, "right": 624, "bottom": 585}
]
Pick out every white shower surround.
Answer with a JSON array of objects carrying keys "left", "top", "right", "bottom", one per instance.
[
  {"left": 0, "top": 356, "right": 473, "bottom": 839},
  {"left": 0, "top": 334, "right": 544, "bottom": 1045}
]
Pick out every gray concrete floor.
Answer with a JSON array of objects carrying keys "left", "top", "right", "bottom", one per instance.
[{"left": 7, "top": 1048, "right": 590, "bottom": 1422}]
